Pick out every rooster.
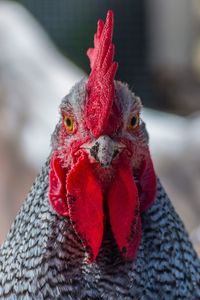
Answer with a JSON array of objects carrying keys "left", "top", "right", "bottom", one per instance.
[{"left": 0, "top": 10, "right": 200, "bottom": 300}]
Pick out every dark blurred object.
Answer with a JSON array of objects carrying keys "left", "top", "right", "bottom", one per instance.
[{"left": 151, "top": 70, "right": 200, "bottom": 115}]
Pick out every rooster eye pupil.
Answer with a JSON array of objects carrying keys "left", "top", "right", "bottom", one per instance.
[
  {"left": 128, "top": 114, "right": 139, "bottom": 130},
  {"left": 131, "top": 116, "right": 137, "bottom": 127},
  {"left": 66, "top": 118, "right": 71, "bottom": 126}
]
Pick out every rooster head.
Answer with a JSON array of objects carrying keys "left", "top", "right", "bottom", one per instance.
[{"left": 49, "top": 10, "right": 157, "bottom": 263}]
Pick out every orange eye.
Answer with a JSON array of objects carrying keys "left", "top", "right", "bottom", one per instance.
[
  {"left": 128, "top": 113, "right": 140, "bottom": 130},
  {"left": 64, "top": 114, "right": 74, "bottom": 132}
]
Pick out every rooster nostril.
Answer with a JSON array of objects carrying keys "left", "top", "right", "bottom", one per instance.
[
  {"left": 112, "top": 150, "right": 119, "bottom": 160},
  {"left": 90, "top": 142, "right": 99, "bottom": 161}
]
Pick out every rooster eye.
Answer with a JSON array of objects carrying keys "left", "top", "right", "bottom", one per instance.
[
  {"left": 128, "top": 114, "right": 140, "bottom": 130},
  {"left": 64, "top": 114, "right": 74, "bottom": 132}
]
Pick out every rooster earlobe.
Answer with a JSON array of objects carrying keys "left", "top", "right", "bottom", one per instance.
[
  {"left": 139, "top": 151, "right": 157, "bottom": 212},
  {"left": 49, "top": 152, "right": 69, "bottom": 216}
]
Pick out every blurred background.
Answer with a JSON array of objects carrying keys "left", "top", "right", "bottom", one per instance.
[{"left": 0, "top": 0, "right": 200, "bottom": 254}]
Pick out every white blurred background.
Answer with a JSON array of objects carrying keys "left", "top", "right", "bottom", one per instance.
[{"left": 0, "top": 0, "right": 200, "bottom": 255}]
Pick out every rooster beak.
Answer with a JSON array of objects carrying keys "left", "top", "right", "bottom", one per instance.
[{"left": 82, "top": 135, "right": 125, "bottom": 168}]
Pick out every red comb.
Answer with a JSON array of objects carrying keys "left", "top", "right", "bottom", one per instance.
[{"left": 85, "top": 10, "right": 118, "bottom": 137}]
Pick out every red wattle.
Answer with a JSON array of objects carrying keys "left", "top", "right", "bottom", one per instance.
[
  {"left": 107, "top": 160, "right": 140, "bottom": 259},
  {"left": 66, "top": 154, "right": 104, "bottom": 262},
  {"left": 49, "top": 149, "right": 156, "bottom": 262},
  {"left": 126, "top": 215, "right": 142, "bottom": 260}
]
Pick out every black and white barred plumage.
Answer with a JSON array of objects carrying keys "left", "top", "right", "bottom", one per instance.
[{"left": 0, "top": 156, "right": 200, "bottom": 299}]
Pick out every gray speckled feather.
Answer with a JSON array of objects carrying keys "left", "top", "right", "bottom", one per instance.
[{"left": 0, "top": 157, "right": 200, "bottom": 299}]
